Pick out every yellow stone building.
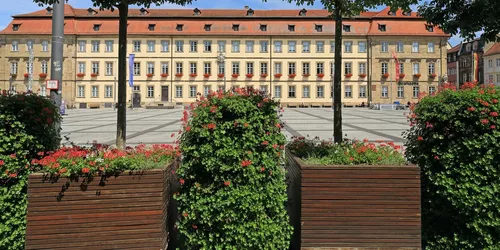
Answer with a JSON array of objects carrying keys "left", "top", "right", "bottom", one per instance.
[
  {"left": 483, "top": 42, "right": 500, "bottom": 86},
  {"left": 0, "top": 5, "right": 449, "bottom": 108}
]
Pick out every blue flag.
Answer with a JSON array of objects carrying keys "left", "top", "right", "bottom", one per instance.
[{"left": 129, "top": 54, "right": 135, "bottom": 88}]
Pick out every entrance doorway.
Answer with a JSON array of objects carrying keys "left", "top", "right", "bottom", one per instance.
[
  {"left": 132, "top": 93, "right": 141, "bottom": 108},
  {"left": 161, "top": 86, "right": 169, "bottom": 102}
]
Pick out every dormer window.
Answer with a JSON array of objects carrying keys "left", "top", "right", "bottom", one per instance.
[
  {"left": 387, "top": 11, "right": 396, "bottom": 16},
  {"left": 288, "top": 25, "right": 295, "bottom": 32},
  {"left": 204, "top": 24, "right": 211, "bottom": 31},
  {"left": 93, "top": 24, "right": 101, "bottom": 31},
  {"left": 426, "top": 25, "right": 434, "bottom": 32},
  {"left": 315, "top": 24, "right": 323, "bottom": 32},
  {"left": 260, "top": 24, "right": 267, "bottom": 31},
  {"left": 403, "top": 10, "right": 412, "bottom": 16},
  {"left": 193, "top": 8, "right": 201, "bottom": 16},
  {"left": 12, "top": 24, "right": 20, "bottom": 31},
  {"left": 46, "top": 7, "right": 53, "bottom": 15},
  {"left": 148, "top": 24, "right": 156, "bottom": 31},
  {"left": 378, "top": 24, "right": 386, "bottom": 32},
  {"left": 246, "top": 8, "right": 254, "bottom": 16},
  {"left": 299, "top": 8, "right": 307, "bottom": 16},
  {"left": 232, "top": 24, "right": 239, "bottom": 31},
  {"left": 87, "top": 8, "right": 97, "bottom": 16},
  {"left": 343, "top": 25, "right": 351, "bottom": 32},
  {"left": 176, "top": 24, "right": 183, "bottom": 31},
  {"left": 140, "top": 8, "right": 149, "bottom": 16}
]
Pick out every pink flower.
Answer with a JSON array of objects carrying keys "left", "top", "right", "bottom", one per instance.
[
  {"left": 179, "top": 178, "right": 185, "bottom": 185},
  {"left": 207, "top": 123, "right": 216, "bottom": 130},
  {"left": 275, "top": 123, "right": 281, "bottom": 129},
  {"left": 273, "top": 144, "right": 278, "bottom": 149},
  {"left": 171, "top": 133, "right": 175, "bottom": 138},
  {"left": 417, "top": 136, "right": 424, "bottom": 141},
  {"left": 493, "top": 99, "right": 499, "bottom": 104},
  {"left": 467, "top": 107, "right": 476, "bottom": 112},
  {"left": 490, "top": 112, "right": 498, "bottom": 117},
  {"left": 481, "top": 119, "right": 489, "bottom": 125},
  {"left": 434, "top": 155, "right": 440, "bottom": 160},
  {"left": 349, "top": 157, "right": 354, "bottom": 161},
  {"left": 0, "top": 160, "right": 4, "bottom": 166},
  {"left": 82, "top": 167, "right": 90, "bottom": 174},
  {"left": 210, "top": 106, "right": 217, "bottom": 113},
  {"left": 224, "top": 181, "right": 231, "bottom": 186},
  {"left": 262, "top": 141, "right": 269, "bottom": 146},
  {"left": 426, "top": 122, "right": 433, "bottom": 128},
  {"left": 241, "top": 160, "right": 252, "bottom": 167},
  {"left": 9, "top": 154, "right": 16, "bottom": 159},
  {"left": 491, "top": 125, "right": 496, "bottom": 129}
]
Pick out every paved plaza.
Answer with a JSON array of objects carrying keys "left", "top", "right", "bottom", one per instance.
[{"left": 60, "top": 108, "right": 409, "bottom": 146}]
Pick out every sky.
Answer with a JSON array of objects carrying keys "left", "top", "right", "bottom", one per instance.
[{"left": 0, "top": 0, "right": 464, "bottom": 45}]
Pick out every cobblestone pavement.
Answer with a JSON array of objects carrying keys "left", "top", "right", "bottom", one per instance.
[{"left": 61, "top": 108, "right": 409, "bottom": 146}]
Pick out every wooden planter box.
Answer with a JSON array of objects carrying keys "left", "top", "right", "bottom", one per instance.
[
  {"left": 286, "top": 151, "right": 421, "bottom": 250},
  {"left": 25, "top": 163, "right": 177, "bottom": 250}
]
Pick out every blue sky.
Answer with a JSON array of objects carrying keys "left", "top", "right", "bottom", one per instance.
[{"left": 0, "top": 0, "right": 463, "bottom": 45}]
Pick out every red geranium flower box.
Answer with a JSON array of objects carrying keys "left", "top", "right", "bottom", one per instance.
[
  {"left": 90, "top": 73, "right": 98, "bottom": 77},
  {"left": 146, "top": 73, "right": 153, "bottom": 77},
  {"left": 358, "top": 73, "right": 367, "bottom": 78},
  {"left": 303, "top": 73, "right": 311, "bottom": 77},
  {"left": 246, "top": 74, "right": 254, "bottom": 78},
  {"left": 382, "top": 73, "right": 390, "bottom": 78},
  {"left": 175, "top": 73, "right": 183, "bottom": 77},
  {"left": 317, "top": 73, "right": 325, "bottom": 78},
  {"left": 288, "top": 73, "right": 296, "bottom": 78},
  {"left": 274, "top": 73, "right": 282, "bottom": 78},
  {"left": 189, "top": 73, "right": 197, "bottom": 77},
  {"left": 24, "top": 73, "right": 29, "bottom": 78},
  {"left": 260, "top": 74, "right": 268, "bottom": 78},
  {"left": 161, "top": 73, "right": 168, "bottom": 77},
  {"left": 345, "top": 73, "right": 353, "bottom": 78},
  {"left": 399, "top": 74, "right": 406, "bottom": 78},
  {"left": 217, "top": 73, "right": 224, "bottom": 78},
  {"left": 429, "top": 73, "right": 437, "bottom": 78},
  {"left": 414, "top": 73, "right": 422, "bottom": 78},
  {"left": 232, "top": 74, "right": 239, "bottom": 78},
  {"left": 39, "top": 73, "right": 47, "bottom": 78},
  {"left": 203, "top": 73, "right": 211, "bottom": 78},
  {"left": 77, "top": 73, "right": 85, "bottom": 77}
]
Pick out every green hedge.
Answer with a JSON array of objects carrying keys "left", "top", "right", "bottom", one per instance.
[
  {"left": 176, "top": 89, "right": 292, "bottom": 249},
  {"left": 0, "top": 93, "right": 61, "bottom": 250},
  {"left": 404, "top": 83, "right": 500, "bottom": 249}
]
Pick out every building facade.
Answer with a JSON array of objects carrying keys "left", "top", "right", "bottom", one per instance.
[
  {"left": 483, "top": 42, "right": 500, "bottom": 86},
  {"left": 447, "top": 44, "right": 460, "bottom": 85},
  {"left": 456, "top": 39, "right": 484, "bottom": 85},
  {"left": 0, "top": 5, "right": 448, "bottom": 108}
]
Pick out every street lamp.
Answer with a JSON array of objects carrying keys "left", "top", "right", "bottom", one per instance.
[{"left": 216, "top": 52, "right": 227, "bottom": 91}]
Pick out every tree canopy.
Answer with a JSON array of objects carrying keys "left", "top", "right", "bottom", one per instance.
[
  {"left": 34, "top": 0, "right": 193, "bottom": 10},
  {"left": 418, "top": 0, "right": 500, "bottom": 42},
  {"left": 281, "top": 0, "right": 416, "bottom": 15}
]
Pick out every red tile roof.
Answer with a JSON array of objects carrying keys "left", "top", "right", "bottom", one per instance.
[
  {"left": 448, "top": 44, "right": 461, "bottom": 53},
  {"left": 1, "top": 4, "right": 448, "bottom": 37},
  {"left": 484, "top": 43, "right": 500, "bottom": 56}
]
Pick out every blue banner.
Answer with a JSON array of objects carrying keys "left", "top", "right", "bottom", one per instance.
[{"left": 129, "top": 54, "right": 135, "bottom": 87}]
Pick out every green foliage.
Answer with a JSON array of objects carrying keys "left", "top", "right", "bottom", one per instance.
[
  {"left": 404, "top": 83, "right": 500, "bottom": 249},
  {"left": 0, "top": 93, "right": 61, "bottom": 250},
  {"left": 176, "top": 89, "right": 292, "bottom": 249},
  {"left": 288, "top": 136, "right": 407, "bottom": 165},
  {"left": 418, "top": 0, "right": 500, "bottom": 42},
  {"left": 32, "top": 144, "right": 177, "bottom": 177},
  {"left": 33, "top": 0, "right": 194, "bottom": 10}
]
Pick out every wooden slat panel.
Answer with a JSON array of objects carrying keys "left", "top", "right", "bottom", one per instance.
[
  {"left": 286, "top": 154, "right": 422, "bottom": 250},
  {"left": 25, "top": 163, "right": 176, "bottom": 250}
]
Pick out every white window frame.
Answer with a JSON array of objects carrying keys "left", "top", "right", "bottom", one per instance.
[
  {"left": 77, "top": 86, "right": 85, "bottom": 97},
  {"left": 147, "top": 62, "right": 155, "bottom": 75},
  {"left": 91, "top": 85, "right": 99, "bottom": 97},
  {"left": 11, "top": 40, "right": 19, "bottom": 52},
  {"left": 381, "top": 86, "right": 388, "bottom": 98},
  {"left": 161, "top": 40, "right": 169, "bottom": 52},
  {"left": 41, "top": 40, "right": 49, "bottom": 52},
  {"left": 412, "top": 42, "right": 419, "bottom": 53},
  {"left": 317, "top": 85, "right": 324, "bottom": 98},
  {"left": 133, "top": 40, "right": 141, "bottom": 52},
  {"left": 176, "top": 86, "right": 183, "bottom": 98},
  {"left": 232, "top": 40, "right": 240, "bottom": 53},
  {"left": 274, "top": 85, "right": 282, "bottom": 98},
  {"left": 245, "top": 41, "right": 254, "bottom": 53},
  {"left": 175, "top": 40, "right": 183, "bottom": 52},
  {"left": 147, "top": 40, "right": 155, "bottom": 52},
  {"left": 105, "top": 86, "right": 112, "bottom": 98},
  {"left": 190, "top": 40, "right": 197, "bottom": 52},
  {"left": 91, "top": 40, "right": 100, "bottom": 52},
  {"left": 413, "top": 86, "right": 419, "bottom": 98},
  {"left": 147, "top": 86, "right": 154, "bottom": 98},
  {"left": 204, "top": 40, "right": 212, "bottom": 52},
  {"left": 105, "top": 62, "right": 113, "bottom": 76},
  {"left": 274, "top": 41, "right": 282, "bottom": 53},
  {"left": 105, "top": 40, "right": 113, "bottom": 52},
  {"left": 398, "top": 86, "right": 405, "bottom": 98}
]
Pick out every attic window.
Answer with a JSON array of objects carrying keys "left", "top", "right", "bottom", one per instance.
[
  {"left": 87, "top": 8, "right": 97, "bottom": 16},
  {"left": 260, "top": 24, "right": 267, "bottom": 32},
  {"left": 246, "top": 8, "right": 254, "bottom": 16},
  {"left": 315, "top": 24, "right": 323, "bottom": 32},
  {"left": 343, "top": 25, "right": 351, "bottom": 32},
  {"left": 193, "top": 8, "right": 201, "bottom": 16},
  {"left": 176, "top": 24, "right": 184, "bottom": 31},
  {"left": 288, "top": 25, "right": 295, "bottom": 32},
  {"left": 232, "top": 24, "right": 240, "bottom": 31},
  {"left": 204, "top": 24, "right": 211, "bottom": 31},
  {"left": 12, "top": 24, "right": 21, "bottom": 31},
  {"left": 403, "top": 10, "right": 412, "bottom": 16},
  {"left": 140, "top": 8, "right": 149, "bottom": 16},
  {"left": 299, "top": 8, "right": 307, "bottom": 16},
  {"left": 93, "top": 24, "right": 101, "bottom": 31},
  {"left": 46, "top": 7, "right": 53, "bottom": 15},
  {"left": 148, "top": 24, "right": 156, "bottom": 31},
  {"left": 378, "top": 24, "right": 386, "bottom": 32},
  {"left": 426, "top": 25, "right": 434, "bottom": 32},
  {"left": 387, "top": 11, "right": 396, "bottom": 16}
]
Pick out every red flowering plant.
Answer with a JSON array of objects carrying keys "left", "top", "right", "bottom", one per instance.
[
  {"left": 403, "top": 82, "right": 500, "bottom": 249},
  {"left": 175, "top": 87, "right": 292, "bottom": 249},
  {"left": 0, "top": 92, "right": 60, "bottom": 249},
  {"left": 31, "top": 144, "right": 178, "bottom": 178},
  {"left": 287, "top": 136, "right": 406, "bottom": 165}
]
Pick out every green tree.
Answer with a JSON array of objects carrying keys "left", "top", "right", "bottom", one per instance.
[
  {"left": 33, "top": 0, "right": 194, "bottom": 149},
  {"left": 280, "top": 0, "right": 416, "bottom": 142},
  {"left": 418, "top": 0, "right": 500, "bottom": 42}
]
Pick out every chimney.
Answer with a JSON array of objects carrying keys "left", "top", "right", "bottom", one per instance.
[{"left": 244, "top": 6, "right": 249, "bottom": 10}]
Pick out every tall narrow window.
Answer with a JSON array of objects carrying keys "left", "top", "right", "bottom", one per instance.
[
  {"left": 41, "top": 61, "right": 48, "bottom": 74},
  {"left": 316, "top": 62, "right": 324, "bottom": 75},
  {"left": 161, "top": 62, "right": 169, "bottom": 75},
  {"left": 218, "top": 41, "right": 226, "bottom": 52},
  {"left": 190, "top": 41, "right": 197, "bottom": 52},
  {"left": 260, "top": 41, "right": 268, "bottom": 53},
  {"left": 133, "top": 62, "right": 140, "bottom": 75},
  {"left": 412, "top": 42, "right": 419, "bottom": 52},
  {"left": 91, "top": 86, "right": 99, "bottom": 97},
  {"left": 317, "top": 86, "right": 324, "bottom": 98},
  {"left": 42, "top": 40, "right": 49, "bottom": 52},
  {"left": 274, "top": 86, "right": 282, "bottom": 98},
  {"left": 428, "top": 62, "right": 435, "bottom": 74},
  {"left": 176, "top": 86, "right": 183, "bottom": 98},
  {"left": 274, "top": 41, "right": 282, "bottom": 53},
  {"left": 396, "top": 41, "right": 404, "bottom": 52},
  {"left": 105, "top": 40, "right": 113, "bottom": 52},
  {"left": 26, "top": 40, "right": 33, "bottom": 51},
  {"left": 413, "top": 63, "right": 420, "bottom": 74},
  {"left": 232, "top": 40, "right": 240, "bottom": 52},
  {"left": 344, "top": 62, "right": 352, "bottom": 75},
  {"left": 91, "top": 40, "right": 99, "bottom": 52},
  {"left": 147, "top": 62, "right": 155, "bottom": 75},
  {"left": 78, "top": 62, "right": 85, "bottom": 74},
  {"left": 359, "top": 62, "right": 366, "bottom": 75},
  {"left": 413, "top": 86, "right": 419, "bottom": 98},
  {"left": 161, "top": 40, "right": 169, "bottom": 52},
  {"left": 246, "top": 62, "right": 254, "bottom": 75},
  {"left": 260, "top": 62, "right": 268, "bottom": 75},
  {"left": 428, "top": 42, "right": 435, "bottom": 53},
  {"left": 105, "top": 86, "right": 112, "bottom": 98},
  {"left": 190, "top": 62, "right": 197, "bottom": 75},
  {"left": 189, "top": 86, "right": 197, "bottom": 98},
  {"left": 316, "top": 41, "right": 324, "bottom": 53},
  {"left": 381, "top": 42, "right": 389, "bottom": 52},
  {"left": 232, "top": 62, "right": 240, "bottom": 75},
  {"left": 398, "top": 86, "right": 404, "bottom": 98},
  {"left": 345, "top": 86, "right": 352, "bottom": 98},
  {"left": 10, "top": 62, "right": 18, "bottom": 75},
  {"left": 275, "top": 63, "right": 282, "bottom": 75},
  {"left": 288, "top": 86, "right": 296, "bottom": 98},
  {"left": 288, "top": 62, "right": 296, "bottom": 75},
  {"left": 344, "top": 41, "right": 352, "bottom": 53},
  {"left": 175, "top": 40, "right": 183, "bottom": 52},
  {"left": 303, "top": 41, "right": 310, "bottom": 53},
  {"left": 246, "top": 41, "right": 254, "bottom": 53},
  {"left": 358, "top": 41, "right": 366, "bottom": 53},
  {"left": 176, "top": 62, "right": 183, "bottom": 75},
  {"left": 303, "top": 62, "right": 310, "bottom": 75},
  {"left": 147, "top": 86, "right": 154, "bottom": 98},
  {"left": 106, "top": 62, "right": 113, "bottom": 76},
  {"left": 288, "top": 41, "right": 296, "bottom": 53},
  {"left": 359, "top": 86, "right": 366, "bottom": 98},
  {"left": 133, "top": 40, "right": 141, "bottom": 52},
  {"left": 78, "top": 40, "right": 86, "bottom": 52},
  {"left": 147, "top": 40, "right": 155, "bottom": 52},
  {"left": 204, "top": 40, "right": 212, "bottom": 52},
  {"left": 77, "top": 86, "right": 85, "bottom": 98},
  {"left": 381, "top": 86, "right": 388, "bottom": 98},
  {"left": 204, "top": 62, "right": 211, "bottom": 75},
  {"left": 381, "top": 62, "right": 388, "bottom": 74},
  {"left": 303, "top": 86, "right": 310, "bottom": 98},
  {"left": 91, "top": 62, "right": 99, "bottom": 75}
]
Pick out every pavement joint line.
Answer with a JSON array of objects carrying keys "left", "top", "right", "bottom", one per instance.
[
  {"left": 102, "top": 119, "right": 182, "bottom": 145},
  {"left": 316, "top": 109, "right": 409, "bottom": 126},
  {"left": 289, "top": 109, "right": 405, "bottom": 143},
  {"left": 282, "top": 124, "right": 302, "bottom": 138},
  {"left": 62, "top": 109, "right": 168, "bottom": 125},
  {"left": 63, "top": 110, "right": 180, "bottom": 134}
]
